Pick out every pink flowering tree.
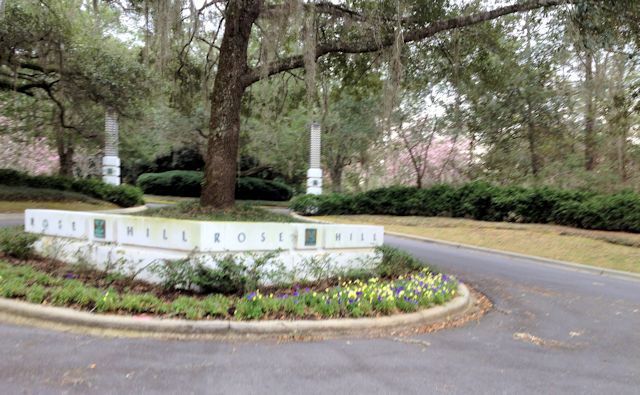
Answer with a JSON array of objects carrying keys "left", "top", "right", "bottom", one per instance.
[
  {"left": 0, "top": 134, "right": 59, "bottom": 175},
  {"left": 381, "top": 114, "right": 472, "bottom": 187}
]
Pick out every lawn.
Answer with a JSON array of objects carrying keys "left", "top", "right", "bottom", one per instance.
[
  {"left": 0, "top": 186, "right": 118, "bottom": 213},
  {"left": 314, "top": 215, "right": 640, "bottom": 274}
]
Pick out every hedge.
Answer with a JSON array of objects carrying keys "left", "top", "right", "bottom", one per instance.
[
  {"left": 289, "top": 181, "right": 640, "bottom": 233},
  {"left": 0, "top": 169, "right": 144, "bottom": 208},
  {"left": 136, "top": 170, "right": 294, "bottom": 201}
]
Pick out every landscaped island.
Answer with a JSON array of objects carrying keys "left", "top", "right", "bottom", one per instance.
[
  {"left": 0, "top": 204, "right": 458, "bottom": 321},
  {"left": 0, "top": 234, "right": 457, "bottom": 320}
]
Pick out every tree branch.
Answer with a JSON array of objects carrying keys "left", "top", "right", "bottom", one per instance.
[
  {"left": 261, "top": 1, "right": 366, "bottom": 21},
  {"left": 244, "top": 0, "right": 579, "bottom": 86}
]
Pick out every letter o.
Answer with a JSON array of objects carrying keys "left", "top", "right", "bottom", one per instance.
[{"left": 238, "top": 232, "right": 246, "bottom": 243}]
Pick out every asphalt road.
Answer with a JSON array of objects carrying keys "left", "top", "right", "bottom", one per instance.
[{"left": 0, "top": 216, "right": 639, "bottom": 394}]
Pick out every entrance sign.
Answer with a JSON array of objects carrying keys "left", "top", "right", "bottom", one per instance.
[{"left": 24, "top": 210, "right": 384, "bottom": 283}]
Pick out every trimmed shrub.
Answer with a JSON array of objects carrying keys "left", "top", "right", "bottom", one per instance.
[
  {"left": 0, "top": 169, "right": 30, "bottom": 186},
  {"left": 235, "top": 177, "right": 293, "bottom": 201},
  {"left": 0, "top": 169, "right": 143, "bottom": 207},
  {"left": 290, "top": 182, "right": 640, "bottom": 233},
  {"left": 137, "top": 170, "right": 202, "bottom": 197},
  {"left": 0, "top": 228, "right": 39, "bottom": 259},
  {"left": 71, "top": 178, "right": 144, "bottom": 207},
  {"left": 136, "top": 171, "right": 293, "bottom": 201}
]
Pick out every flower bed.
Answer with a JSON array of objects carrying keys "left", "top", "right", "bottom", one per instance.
[
  {"left": 0, "top": 228, "right": 458, "bottom": 321},
  {"left": 0, "top": 260, "right": 457, "bottom": 321},
  {"left": 234, "top": 270, "right": 457, "bottom": 319}
]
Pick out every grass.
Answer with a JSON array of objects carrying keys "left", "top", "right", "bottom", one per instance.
[
  {"left": 0, "top": 186, "right": 118, "bottom": 213},
  {"left": 141, "top": 200, "right": 302, "bottom": 223},
  {"left": 314, "top": 215, "right": 640, "bottom": 274}
]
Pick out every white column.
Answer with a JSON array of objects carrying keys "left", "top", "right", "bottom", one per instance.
[
  {"left": 102, "top": 108, "right": 121, "bottom": 185},
  {"left": 306, "top": 121, "right": 323, "bottom": 195}
]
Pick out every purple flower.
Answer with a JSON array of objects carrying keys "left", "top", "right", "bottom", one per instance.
[
  {"left": 304, "top": 287, "right": 310, "bottom": 293},
  {"left": 246, "top": 292, "right": 257, "bottom": 301},
  {"left": 64, "top": 272, "right": 76, "bottom": 279}
]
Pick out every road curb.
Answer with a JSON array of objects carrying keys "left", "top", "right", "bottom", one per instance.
[
  {"left": 0, "top": 284, "right": 470, "bottom": 336},
  {"left": 100, "top": 205, "right": 148, "bottom": 214},
  {"left": 289, "top": 213, "right": 640, "bottom": 282},
  {"left": 0, "top": 214, "right": 23, "bottom": 220}
]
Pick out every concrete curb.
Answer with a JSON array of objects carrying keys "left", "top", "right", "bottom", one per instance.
[
  {"left": 0, "top": 284, "right": 470, "bottom": 336},
  {"left": 0, "top": 214, "right": 23, "bottom": 220},
  {"left": 100, "top": 205, "right": 148, "bottom": 214},
  {"left": 289, "top": 212, "right": 640, "bottom": 282}
]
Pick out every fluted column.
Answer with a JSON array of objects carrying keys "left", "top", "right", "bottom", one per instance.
[
  {"left": 306, "top": 121, "right": 322, "bottom": 195},
  {"left": 102, "top": 108, "right": 121, "bottom": 185}
]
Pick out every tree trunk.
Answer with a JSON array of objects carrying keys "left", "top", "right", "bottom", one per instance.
[
  {"left": 330, "top": 164, "right": 343, "bottom": 193},
  {"left": 201, "top": 0, "right": 260, "bottom": 208},
  {"left": 525, "top": 98, "right": 540, "bottom": 179},
  {"left": 526, "top": 121, "right": 540, "bottom": 178},
  {"left": 618, "top": 130, "right": 628, "bottom": 182},
  {"left": 584, "top": 51, "right": 596, "bottom": 171},
  {"left": 55, "top": 124, "right": 74, "bottom": 177},
  {"left": 524, "top": 15, "right": 540, "bottom": 180},
  {"left": 143, "top": 0, "right": 150, "bottom": 67}
]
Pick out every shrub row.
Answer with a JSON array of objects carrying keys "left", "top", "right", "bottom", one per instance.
[
  {"left": 290, "top": 182, "right": 640, "bottom": 233},
  {"left": 136, "top": 170, "right": 293, "bottom": 201},
  {"left": 0, "top": 169, "right": 144, "bottom": 207}
]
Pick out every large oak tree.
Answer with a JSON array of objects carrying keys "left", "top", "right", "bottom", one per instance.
[{"left": 202, "top": 0, "right": 589, "bottom": 208}]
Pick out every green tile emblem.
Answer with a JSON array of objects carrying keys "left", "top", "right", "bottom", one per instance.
[
  {"left": 304, "top": 228, "right": 317, "bottom": 246},
  {"left": 94, "top": 219, "right": 106, "bottom": 239}
]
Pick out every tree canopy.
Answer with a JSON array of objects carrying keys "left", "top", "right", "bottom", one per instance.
[{"left": 0, "top": 0, "right": 639, "bottom": 201}]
